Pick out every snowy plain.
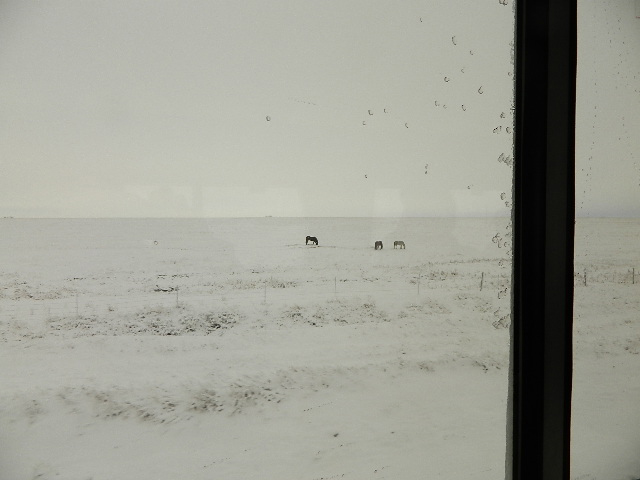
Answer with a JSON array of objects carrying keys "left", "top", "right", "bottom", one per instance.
[{"left": 0, "top": 217, "right": 638, "bottom": 480}]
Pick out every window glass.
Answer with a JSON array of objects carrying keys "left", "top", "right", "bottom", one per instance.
[
  {"left": 0, "top": 1, "right": 515, "bottom": 478},
  {"left": 572, "top": 1, "right": 640, "bottom": 479}
]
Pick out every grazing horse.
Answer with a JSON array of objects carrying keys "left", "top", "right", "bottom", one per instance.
[
  {"left": 305, "top": 236, "right": 318, "bottom": 245},
  {"left": 394, "top": 241, "right": 406, "bottom": 249},
  {"left": 374, "top": 241, "right": 383, "bottom": 250}
]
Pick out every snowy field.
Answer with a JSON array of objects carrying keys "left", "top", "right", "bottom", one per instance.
[{"left": 0, "top": 217, "right": 638, "bottom": 480}]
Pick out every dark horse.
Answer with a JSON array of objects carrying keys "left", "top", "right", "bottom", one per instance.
[
  {"left": 306, "top": 236, "right": 318, "bottom": 245},
  {"left": 374, "top": 241, "right": 383, "bottom": 250}
]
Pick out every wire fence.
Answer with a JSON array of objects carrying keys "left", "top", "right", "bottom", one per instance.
[
  {"left": 0, "top": 264, "right": 634, "bottom": 323},
  {"left": 0, "top": 270, "right": 513, "bottom": 323},
  {"left": 574, "top": 266, "right": 638, "bottom": 287}
]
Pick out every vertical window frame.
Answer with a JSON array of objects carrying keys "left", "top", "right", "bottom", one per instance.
[{"left": 509, "top": 1, "right": 577, "bottom": 480}]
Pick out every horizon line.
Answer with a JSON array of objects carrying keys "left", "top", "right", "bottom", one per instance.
[{"left": 2, "top": 214, "right": 639, "bottom": 220}]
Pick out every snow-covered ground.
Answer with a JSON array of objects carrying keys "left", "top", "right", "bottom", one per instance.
[{"left": 0, "top": 217, "right": 637, "bottom": 480}]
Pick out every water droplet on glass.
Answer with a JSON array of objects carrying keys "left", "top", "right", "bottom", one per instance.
[
  {"left": 500, "top": 192, "right": 506, "bottom": 200},
  {"left": 368, "top": 110, "right": 373, "bottom": 116},
  {"left": 470, "top": 50, "right": 474, "bottom": 55},
  {"left": 462, "top": 105, "right": 466, "bottom": 111},
  {"left": 435, "top": 100, "right": 440, "bottom": 107},
  {"left": 478, "top": 86, "right": 484, "bottom": 94},
  {"left": 452, "top": 36, "right": 457, "bottom": 45},
  {"left": 405, "top": 123, "right": 409, "bottom": 128},
  {"left": 497, "top": 153, "right": 513, "bottom": 166},
  {"left": 362, "top": 121, "right": 366, "bottom": 126},
  {"left": 444, "top": 77, "right": 450, "bottom": 82},
  {"left": 500, "top": 112, "right": 506, "bottom": 118},
  {"left": 266, "top": 116, "right": 271, "bottom": 121},
  {"left": 506, "top": 127, "right": 512, "bottom": 134}
]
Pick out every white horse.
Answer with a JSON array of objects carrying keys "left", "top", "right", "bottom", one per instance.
[{"left": 394, "top": 241, "right": 406, "bottom": 249}]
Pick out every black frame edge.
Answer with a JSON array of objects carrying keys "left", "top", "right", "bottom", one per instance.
[{"left": 509, "top": 1, "right": 577, "bottom": 479}]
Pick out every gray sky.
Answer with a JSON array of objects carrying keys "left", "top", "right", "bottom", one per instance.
[
  {"left": 0, "top": 1, "right": 636, "bottom": 217},
  {"left": 575, "top": 0, "right": 640, "bottom": 217}
]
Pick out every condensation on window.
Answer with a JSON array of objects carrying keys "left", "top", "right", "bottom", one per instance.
[
  {"left": 0, "top": 1, "right": 516, "bottom": 479},
  {"left": 572, "top": 2, "right": 640, "bottom": 480}
]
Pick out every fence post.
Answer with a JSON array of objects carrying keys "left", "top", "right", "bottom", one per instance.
[
  {"left": 76, "top": 291, "right": 79, "bottom": 318},
  {"left": 417, "top": 271, "right": 421, "bottom": 295},
  {"left": 633, "top": 268, "right": 635, "bottom": 285},
  {"left": 480, "top": 272, "right": 484, "bottom": 291},
  {"left": 263, "top": 281, "right": 267, "bottom": 304},
  {"left": 584, "top": 268, "right": 587, "bottom": 287},
  {"left": 334, "top": 276, "right": 337, "bottom": 298},
  {"left": 176, "top": 287, "right": 179, "bottom": 308}
]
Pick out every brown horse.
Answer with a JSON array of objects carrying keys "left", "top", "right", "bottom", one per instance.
[
  {"left": 394, "top": 241, "right": 405, "bottom": 249},
  {"left": 306, "top": 236, "right": 318, "bottom": 245},
  {"left": 374, "top": 241, "right": 383, "bottom": 250}
]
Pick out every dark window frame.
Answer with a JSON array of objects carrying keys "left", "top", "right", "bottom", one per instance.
[{"left": 509, "top": 1, "right": 576, "bottom": 480}]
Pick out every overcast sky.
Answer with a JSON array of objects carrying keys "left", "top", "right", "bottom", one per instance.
[
  {"left": 0, "top": 1, "right": 637, "bottom": 218},
  {"left": 575, "top": 0, "right": 640, "bottom": 217}
]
